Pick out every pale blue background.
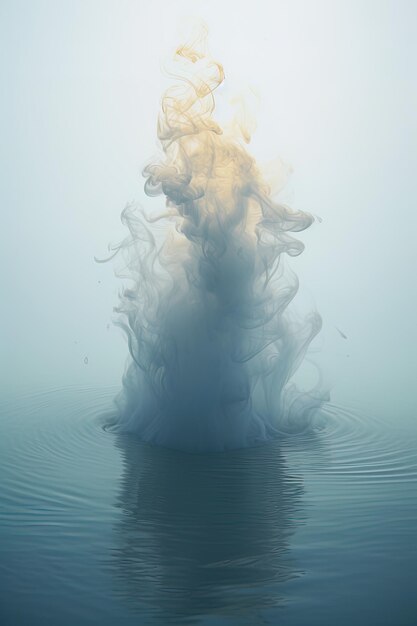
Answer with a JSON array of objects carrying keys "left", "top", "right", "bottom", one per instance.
[{"left": 1, "top": 0, "right": 416, "bottom": 418}]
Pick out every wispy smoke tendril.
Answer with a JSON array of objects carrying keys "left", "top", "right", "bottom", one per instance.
[{"left": 108, "top": 29, "right": 325, "bottom": 451}]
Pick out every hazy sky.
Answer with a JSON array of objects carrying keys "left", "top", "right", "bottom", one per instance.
[{"left": 1, "top": 0, "right": 416, "bottom": 417}]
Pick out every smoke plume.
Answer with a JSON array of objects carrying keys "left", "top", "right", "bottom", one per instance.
[{"left": 106, "top": 29, "right": 325, "bottom": 451}]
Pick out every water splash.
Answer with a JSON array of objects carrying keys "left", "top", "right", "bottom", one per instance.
[{"left": 106, "top": 29, "right": 326, "bottom": 451}]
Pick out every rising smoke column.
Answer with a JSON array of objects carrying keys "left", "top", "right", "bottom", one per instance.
[{"left": 108, "top": 30, "right": 324, "bottom": 451}]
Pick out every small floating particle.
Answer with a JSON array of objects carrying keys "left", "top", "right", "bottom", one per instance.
[
  {"left": 336, "top": 326, "right": 347, "bottom": 340},
  {"left": 84, "top": 356, "right": 88, "bottom": 365}
]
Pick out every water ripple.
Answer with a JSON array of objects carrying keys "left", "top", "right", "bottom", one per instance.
[
  {"left": 281, "top": 402, "right": 417, "bottom": 485},
  {"left": 1, "top": 388, "right": 416, "bottom": 625}
]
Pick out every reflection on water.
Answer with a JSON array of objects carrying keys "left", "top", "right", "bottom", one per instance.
[
  {"left": 1, "top": 389, "right": 417, "bottom": 625},
  {"left": 111, "top": 436, "right": 305, "bottom": 623}
]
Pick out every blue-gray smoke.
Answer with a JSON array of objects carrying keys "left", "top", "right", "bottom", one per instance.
[{"left": 106, "top": 34, "right": 325, "bottom": 451}]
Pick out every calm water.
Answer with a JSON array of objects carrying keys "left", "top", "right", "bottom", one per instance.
[{"left": 0, "top": 388, "right": 416, "bottom": 625}]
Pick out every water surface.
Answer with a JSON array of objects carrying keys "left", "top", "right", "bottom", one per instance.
[{"left": 1, "top": 388, "right": 416, "bottom": 625}]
